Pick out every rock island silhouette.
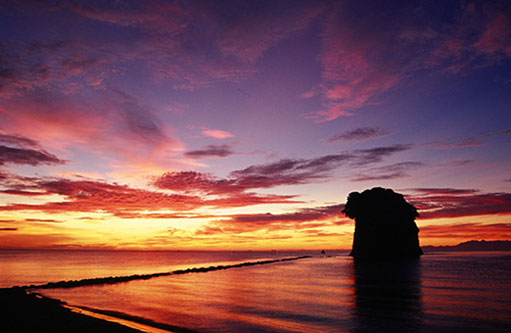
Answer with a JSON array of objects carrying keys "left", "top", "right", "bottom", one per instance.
[{"left": 343, "top": 187, "right": 423, "bottom": 259}]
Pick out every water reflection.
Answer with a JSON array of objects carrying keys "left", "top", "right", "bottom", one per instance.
[{"left": 352, "top": 259, "right": 423, "bottom": 332}]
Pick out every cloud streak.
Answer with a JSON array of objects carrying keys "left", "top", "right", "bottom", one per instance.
[
  {"left": 307, "top": 1, "right": 511, "bottom": 121},
  {"left": 0, "top": 146, "right": 64, "bottom": 167},
  {"left": 157, "top": 144, "right": 412, "bottom": 194},
  {"left": 420, "top": 222, "right": 511, "bottom": 242},
  {"left": 327, "top": 127, "right": 390, "bottom": 143},
  {"left": 0, "top": 132, "right": 65, "bottom": 166},
  {"left": 0, "top": 173, "right": 298, "bottom": 214},
  {"left": 185, "top": 144, "right": 234, "bottom": 159},
  {"left": 351, "top": 162, "right": 424, "bottom": 182},
  {"left": 407, "top": 189, "right": 511, "bottom": 219}
]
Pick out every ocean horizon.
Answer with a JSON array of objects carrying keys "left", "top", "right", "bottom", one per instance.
[{"left": 1, "top": 249, "right": 510, "bottom": 332}]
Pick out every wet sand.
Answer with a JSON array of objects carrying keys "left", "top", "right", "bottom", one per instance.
[
  {"left": 0, "top": 288, "right": 190, "bottom": 333},
  {"left": 0, "top": 287, "right": 144, "bottom": 332}
]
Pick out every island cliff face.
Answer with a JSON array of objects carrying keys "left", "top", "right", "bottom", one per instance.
[{"left": 343, "top": 187, "right": 423, "bottom": 259}]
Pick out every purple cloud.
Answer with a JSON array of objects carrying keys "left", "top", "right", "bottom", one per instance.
[
  {"left": 157, "top": 144, "right": 412, "bottom": 193},
  {"left": 350, "top": 161, "right": 424, "bottom": 182},
  {"left": 327, "top": 127, "right": 390, "bottom": 143},
  {"left": 0, "top": 133, "right": 40, "bottom": 148},
  {"left": 410, "top": 192, "right": 511, "bottom": 219},
  {"left": 185, "top": 144, "right": 234, "bottom": 159},
  {"left": 0, "top": 145, "right": 64, "bottom": 167},
  {"left": 352, "top": 144, "right": 413, "bottom": 165},
  {"left": 0, "top": 132, "right": 65, "bottom": 166},
  {"left": 406, "top": 188, "right": 480, "bottom": 195},
  {"left": 428, "top": 138, "right": 483, "bottom": 150}
]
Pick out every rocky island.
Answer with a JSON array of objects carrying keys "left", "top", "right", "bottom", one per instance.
[{"left": 343, "top": 187, "right": 423, "bottom": 259}]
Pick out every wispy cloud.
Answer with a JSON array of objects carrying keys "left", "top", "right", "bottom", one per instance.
[
  {"left": 406, "top": 188, "right": 480, "bottom": 195},
  {"left": 0, "top": 172, "right": 298, "bottom": 214},
  {"left": 185, "top": 144, "right": 234, "bottom": 159},
  {"left": 0, "top": 133, "right": 40, "bottom": 148},
  {"left": 407, "top": 190, "right": 511, "bottom": 219},
  {"left": 157, "top": 144, "right": 412, "bottom": 194},
  {"left": 327, "top": 127, "right": 389, "bottom": 143},
  {"left": 351, "top": 162, "right": 424, "bottom": 182},
  {"left": 0, "top": 87, "right": 183, "bottom": 172},
  {"left": 306, "top": 1, "right": 511, "bottom": 121},
  {"left": 481, "top": 128, "right": 511, "bottom": 137},
  {"left": 0, "top": 132, "right": 65, "bottom": 166},
  {"left": 351, "top": 144, "right": 413, "bottom": 166},
  {"left": 427, "top": 138, "right": 483, "bottom": 150},
  {"left": 0, "top": 145, "right": 63, "bottom": 166}
]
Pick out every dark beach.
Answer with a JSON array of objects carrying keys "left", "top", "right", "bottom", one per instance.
[
  {"left": 0, "top": 287, "right": 145, "bottom": 332},
  {"left": 0, "top": 287, "right": 196, "bottom": 333}
]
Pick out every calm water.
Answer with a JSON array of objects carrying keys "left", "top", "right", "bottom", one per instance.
[{"left": 1, "top": 250, "right": 510, "bottom": 332}]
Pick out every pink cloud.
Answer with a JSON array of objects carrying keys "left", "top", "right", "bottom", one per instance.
[
  {"left": 305, "top": 5, "right": 407, "bottom": 122},
  {"left": 202, "top": 129, "right": 234, "bottom": 139},
  {"left": 408, "top": 191, "right": 511, "bottom": 219},
  {"left": 0, "top": 88, "right": 183, "bottom": 171},
  {"left": 0, "top": 172, "right": 299, "bottom": 214},
  {"left": 308, "top": 2, "right": 511, "bottom": 121},
  {"left": 473, "top": 14, "right": 511, "bottom": 56}
]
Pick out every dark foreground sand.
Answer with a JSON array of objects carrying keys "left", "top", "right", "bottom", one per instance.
[{"left": 0, "top": 287, "right": 144, "bottom": 333}]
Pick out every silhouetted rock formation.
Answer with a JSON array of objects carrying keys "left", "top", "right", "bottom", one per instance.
[{"left": 343, "top": 187, "right": 422, "bottom": 259}]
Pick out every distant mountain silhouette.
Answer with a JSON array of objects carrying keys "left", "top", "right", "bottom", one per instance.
[
  {"left": 343, "top": 187, "right": 423, "bottom": 259},
  {"left": 422, "top": 240, "right": 511, "bottom": 252}
]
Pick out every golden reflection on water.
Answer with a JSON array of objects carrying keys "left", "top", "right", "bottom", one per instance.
[{"left": 41, "top": 256, "right": 356, "bottom": 331}]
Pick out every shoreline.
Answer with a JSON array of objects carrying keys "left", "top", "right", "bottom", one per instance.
[
  {"left": 0, "top": 255, "right": 313, "bottom": 332},
  {"left": 0, "top": 288, "right": 190, "bottom": 333},
  {"left": 64, "top": 304, "right": 195, "bottom": 333}
]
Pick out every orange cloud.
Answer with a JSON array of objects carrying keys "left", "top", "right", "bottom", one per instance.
[{"left": 419, "top": 222, "right": 511, "bottom": 244}]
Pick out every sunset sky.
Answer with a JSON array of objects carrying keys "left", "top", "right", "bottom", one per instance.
[{"left": 0, "top": 0, "right": 510, "bottom": 250}]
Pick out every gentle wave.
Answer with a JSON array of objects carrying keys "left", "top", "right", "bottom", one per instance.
[
  {"left": 20, "top": 255, "right": 311, "bottom": 290},
  {"left": 64, "top": 304, "right": 196, "bottom": 333}
]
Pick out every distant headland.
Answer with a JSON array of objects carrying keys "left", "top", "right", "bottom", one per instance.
[{"left": 422, "top": 240, "right": 511, "bottom": 252}]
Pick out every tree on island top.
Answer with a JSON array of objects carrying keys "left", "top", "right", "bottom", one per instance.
[{"left": 343, "top": 187, "right": 423, "bottom": 259}]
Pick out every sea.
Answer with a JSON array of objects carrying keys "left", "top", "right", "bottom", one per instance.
[{"left": 1, "top": 250, "right": 510, "bottom": 332}]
